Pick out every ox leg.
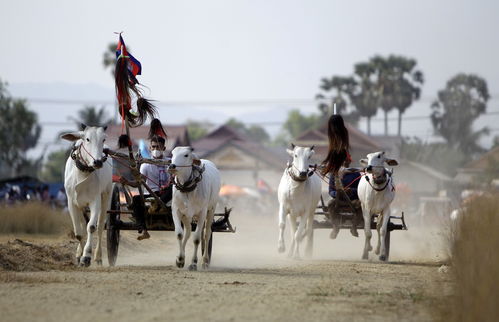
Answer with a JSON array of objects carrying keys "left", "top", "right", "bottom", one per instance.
[
  {"left": 293, "top": 214, "right": 307, "bottom": 260},
  {"left": 189, "top": 209, "right": 207, "bottom": 271},
  {"left": 177, "top": 216, "right": 191, "bottom": 269},
  {"left": 362, "top": 208, "right": 372, "bottom": 260},
  {"left": 68, "top": 202, "right": 85, "bottom": 264},
  {"left": 379, "top": 208, "right": 391, "bottom": 261},
  {"left": 304, "top": 211, "right": 314, "bottom": 258},
  {"left": 81, "top": 198, "right": 101, "bottom": 267},
  {"left": 277, "top": 204, "right": 287, "bottom": 253},
  {"left": 287, "top": 215, "right": 297, "bottom": 258},
  {"left": 172, "top": 206, "right": 185, "bottom": 268},
  {"left": 202, "top": 208, "right": 215, "bottom": 269},
  {"left": 94, "top": 191, "right": 110, "bottom": 266},
  {"left": 375, "top": 213, "right": 383, "bottom": 255}
]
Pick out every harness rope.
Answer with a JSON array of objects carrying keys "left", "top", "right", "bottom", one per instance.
[{"left": 173, "top": 164, "right": 205, "bottom": 193}]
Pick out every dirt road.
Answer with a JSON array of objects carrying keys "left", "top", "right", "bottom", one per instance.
[{"left": 0, "top": 215, "right": 452, "bottom": 322}]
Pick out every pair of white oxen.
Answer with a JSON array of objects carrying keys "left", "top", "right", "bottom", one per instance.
[
  {"left": 62, "top": 126, "right": 398, "bottom": 268},
  {"left": 62, "top": 126, "right": 219, "bottom": 270},
  {"left": 277, "top": 145, "right": 398, "bottom": 261}
]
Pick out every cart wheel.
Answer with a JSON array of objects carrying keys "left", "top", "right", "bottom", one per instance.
[
  {"left": 107, "top": 184, "right": 121, "bottom": 267},
  {"left": 201, "top": 232, "right": 213, "bottom": 264}
]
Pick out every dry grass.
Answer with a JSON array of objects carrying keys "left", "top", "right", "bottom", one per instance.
[
  {"left": 438, "top": 193, "right": 499, "bottom": 322},
  {"left": 0, "top": 202, "right": 71, "bottom": 235},
  {"left": 0, "top": 271, "right": 63, "bottom": 283}
]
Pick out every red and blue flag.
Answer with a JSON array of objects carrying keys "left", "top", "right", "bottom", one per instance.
[{"left": 116, "top": 34, "right": 142, "bottom": 83}]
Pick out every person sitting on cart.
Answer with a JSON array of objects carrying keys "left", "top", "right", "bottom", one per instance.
[
  {"left": 321, "top": 113, "right": 362, "bottom": 238},
  {"left": 329, "top": 153, "right": 361, "bottom": 201},
  {"left": 120, "top": 121, "right": 172, "bottom": 240}
]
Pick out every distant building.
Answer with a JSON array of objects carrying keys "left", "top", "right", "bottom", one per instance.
[
  {"left": 106, "top": 123, "right": 191, "bottom": 152},
  {"left": 294, "top": 121, "right": 382, "bottom": 166},
  {"left": 455, "top": 146, "right": 499, "bottom": 185},
  {"left": 193, "top": 125, "right": 286, "bottom": 188},
  {"left": 295, "top": 123, "right": 452, "bottom": 207}
]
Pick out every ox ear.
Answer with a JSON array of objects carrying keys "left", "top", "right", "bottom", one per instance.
[
  {"left": 359, "top": 159, "right": 368, "bottom": 166},
  {"left": 192, "top": 152, "right": 201, "bottom": 165},
  {"left": 290, "top": 143, "right": 296, "bottom": 149},
  {"left": 385, "top": 158, "right": 398, "bottom": 166},
  {"left": 286, "top": 148, "right": 294, "bottom": 156},
  {"left": 60, "top": 131, "right": 83, "bottom": 142}
]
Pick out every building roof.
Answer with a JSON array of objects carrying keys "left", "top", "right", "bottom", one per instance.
[
  {"left": 294, "top": 121, "right": 381, "bottom": 166},
  {"left": 193, "top": 125, "right": 286, "bottom": 169},
  {"left": 463, "top": 146, "right": 499, "bottom": 170},
  {"left": 106, "top": 123, "right": 190, "bottom": 151}
]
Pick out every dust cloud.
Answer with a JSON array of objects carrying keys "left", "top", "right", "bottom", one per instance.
[{"left": 113, "top": 196, "right": 447, "bottom": 269}]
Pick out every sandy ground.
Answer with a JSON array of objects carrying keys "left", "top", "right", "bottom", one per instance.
[{"left": 0, "top": 212, "right": 453, "bottom": 322}]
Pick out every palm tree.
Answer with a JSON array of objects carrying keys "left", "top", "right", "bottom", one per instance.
[
  {"left": 431, "top": 73, "right": 489, "bottom": 156},
  {"left": 316, "top": 76, "right": 359, "bottom": 125},
  {"left": 352, "top": 63, "right": 378, "bottom": 135},
  {"left": 385, "top": 56, "right": 423, "bottom": 136},
  {"left": 102, "top": 42, "right": 118, "bottom": 77},
  {"left": 71, "top": 105, "right": 113, "bottom": 128}
]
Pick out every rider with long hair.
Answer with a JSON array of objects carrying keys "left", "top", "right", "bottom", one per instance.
[
  {"left": 321, "top": 114, "right": 350, "bottom": 176},
  {"left": 321, "top": 114, "right": 361, "bottom": 238}
]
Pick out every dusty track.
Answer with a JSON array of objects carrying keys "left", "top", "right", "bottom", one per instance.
[{"left": 0, "top": 214, "right": 452, "bottom": 322}]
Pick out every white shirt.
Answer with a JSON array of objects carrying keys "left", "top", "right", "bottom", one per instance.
[{"left": 140, "top": 156, "right": 171, "bottom": 191}]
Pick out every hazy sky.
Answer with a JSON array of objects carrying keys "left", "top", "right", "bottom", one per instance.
[{"left": 1, "top": 0, "right": 498, "bottom": 154}]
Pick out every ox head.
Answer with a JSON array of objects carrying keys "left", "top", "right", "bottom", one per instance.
[
  {"left": 360, "top": 151, "right": 398, "bottom": 183},
  {"left": 287, "top": 143, "right": 315, "bottom": 180},
  {"left": 60, "top": 124, "right": 108, "bottom": 169},
  {"left": 168, "top": 146, "right": 201, "bottom": 174}
]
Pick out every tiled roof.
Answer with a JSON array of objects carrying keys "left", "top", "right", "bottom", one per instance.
[{"left": 106, "top": 123, "right": 190, "bottom": 151}]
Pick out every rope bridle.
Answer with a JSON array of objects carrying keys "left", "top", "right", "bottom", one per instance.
[
  {"left": 173, "top": 164, "right": 205, "bottom": 193},
  {"left": 364, "top": 167, "right": 393, "bottom": 192},
  {"left": 286, "top": 162, "right": 317, "bottom": 183},
  {"left": 71, "top": 144, "right": 108, "bottom": 173}
]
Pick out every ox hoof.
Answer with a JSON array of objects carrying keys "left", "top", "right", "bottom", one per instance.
[
  {"left": 176, "top": 257, "right": 185, "bottom": 268},
  {"left": 188, "top": 263, "right": 197, "bottom": 271},
  {"left": 95, "top": 259, "right": 103, "bottom": 266},
  {"left": 362, "top": 253, "right": 369, "bottom": 260},
  {"left": 277, "top": 245, "right": 285, "bottom": 253},
  {"left": 202, "top": 262, "right": 209, "bottom": 270},
  {"left": 379, "top": 255, "right": 387, "bottom": 261},
  {"left": 329, "top": 229, "right": 339, "bottom": 239},
  {"left": 75, "top": 256, "right": 81, "bottom": 265},
  {"left": 350, "top": 229, "right": 359, "bottom": 237},
  {"left": 79, "top": 256, "right": 91, "bottom": 267}
]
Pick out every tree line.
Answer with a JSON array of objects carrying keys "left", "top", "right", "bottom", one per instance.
[{"left": 0, "top": 49, "right": 495, "bottom": 181}]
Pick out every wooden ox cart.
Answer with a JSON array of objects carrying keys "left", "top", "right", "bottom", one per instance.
[
  {"left": 104, "top": 149, "right": 235, "bottom": 267},
  {"left": 312, "top": 175, "right": 407, "bottom": 261}
]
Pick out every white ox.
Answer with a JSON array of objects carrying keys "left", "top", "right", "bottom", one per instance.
[
  {"left": 358, "top": 151, "right": 398, "bottom": 261},
  {"left": 277, "top": 145, "right": 322, "bottom": 258},
  {"left": 61, "top": 126, "right": 113, "bottom": 267},
  {"left": 169, "top": 146, "right": 221, "bottom": 270}
]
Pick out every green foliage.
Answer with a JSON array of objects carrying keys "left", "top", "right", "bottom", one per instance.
[
  {"left": 0, "top": 79, "right": 42, "bottom": 178},
  {"left": 102, "top": 42, "right": 118, "bottom": 77},
  {"left": 186, "top": 119, "right": 213, "bottom": 141},
  {"left": 431, "top": 73, "right": 489, "bottom": 156},
  {"left": 283, "top": 109, "right": 320, "bottom": 139},
  {"left": 316, "top": 76, "right": 359, "bottom": 125},
  {"left": 40, "top": 148, "right": 71, "bottom": 182},
  {"left": 319, "top": 55, "right": 423, "bottom": 135},
  {"left": 400, "top": 137, "right": 466, "bottom": 176},
  {"left": 71, "top": 105, "right": 112, "bottom": 128}
]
